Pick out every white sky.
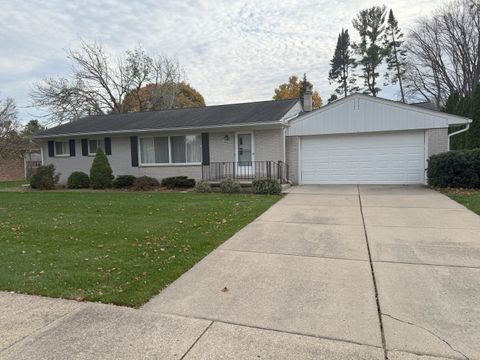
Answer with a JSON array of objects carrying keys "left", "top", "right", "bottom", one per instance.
[{"left": 0, "top": 0, "right": 446, "bottom": 122}]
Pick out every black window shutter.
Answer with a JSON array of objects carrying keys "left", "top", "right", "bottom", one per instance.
[
  {"left": 81, "top": 139, "right": 88, "bottom": 156},
  {"left": 69, "top": 139, "right": 76, "bottom": 156},
  {"left": 48, "top": 141, "right": 55, "bottom": 157},
  {"left": 201, "top": 133, "right": 210, "bottom": 165},
  {"left": 104, "top": 137, "right": 112, "bottom": 155},
  {"left": 131, "top": 136, "right": 139, "bottom": 167}
]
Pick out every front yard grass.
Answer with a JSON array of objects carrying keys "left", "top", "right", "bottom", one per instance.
[
  {"left": 442, "top": 189, "right": 480, "bottom": 215},
  {"left": 0, "top": 180, "right": 26, "bottom": 189},
  {"left": 0, "top": 192, "right": 279, "bottom": 307}
]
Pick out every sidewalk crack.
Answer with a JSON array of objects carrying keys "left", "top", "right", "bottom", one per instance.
[{"left": 382, "top": 313, "right": 470, "bottom": 360}]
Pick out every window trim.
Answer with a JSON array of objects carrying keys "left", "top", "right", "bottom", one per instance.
[
  {"left": 138, "top": 134, "right": 202, "bottom": 166},
  {"left": 88, "top": 139, "right": 105, "bottom": 156},
  {"left": 54, "top": 141, "right": 70, "bottom": 157}
]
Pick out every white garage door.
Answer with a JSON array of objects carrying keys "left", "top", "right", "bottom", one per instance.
[{"left": 300, "top": 131, "right": 425, "bottom": 184}]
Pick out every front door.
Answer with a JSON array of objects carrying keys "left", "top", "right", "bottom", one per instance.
[{"left": 236, "top": 133, "right": 254, "bottom": 177}]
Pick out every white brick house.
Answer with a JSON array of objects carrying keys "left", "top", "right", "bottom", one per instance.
[{"left": 36, "top": 93, "right": 470, "bottom": 185}]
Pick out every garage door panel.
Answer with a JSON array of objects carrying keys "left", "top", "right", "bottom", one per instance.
[{"left": 300, "top": 131, "right": 425, "bottom": 184}]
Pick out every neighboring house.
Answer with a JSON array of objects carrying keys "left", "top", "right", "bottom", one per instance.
[
  {"left": 35, "top": 92, "right": 471, "bottom": 185},
  {"left": 0, "top": 151, "right": 42, "bottom": 181}
]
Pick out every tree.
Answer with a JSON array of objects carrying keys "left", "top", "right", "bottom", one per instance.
[
  {"left": 31, "top": 40, "right": 183, "bottom": 124},
  {"left": 465, "top": 85, "right": 480, "bottom": 149},
  {"left": 384, "top": 9, "right": 407, "bottom": 102},
  {"left": 405, "top": 0, "right": 480, "bottom": 106},
  {"left": 328, "top": 29, "right": 357, "bottom": 97},
  {"left": 352, "top": 6, "right": 388, "bottom": 96},
  {"left": 122, "top": 82, "right": 205, "bottom": 112},
  {"left": 443, "top": 85, "right": 480, "bottom": 149},
  {"left": 89, "top": 148, "right": 113, "bottom": 189},
  {"left": 273, "top": 75, "right": 323, "bottom": 109},
  {"left": 0, "top": 96, "right": 25, "bottom": 160}
]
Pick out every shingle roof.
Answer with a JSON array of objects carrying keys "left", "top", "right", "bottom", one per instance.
[{"left": 36, "top": 99, "right": 299, "bottom": 138}]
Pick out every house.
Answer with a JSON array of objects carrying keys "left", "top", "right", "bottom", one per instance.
[
  {"left": 35, "top": 92, "right": 471, "bottom": 185},
  {"left": 0, "top": 150, "right": 42, "bottom": 181}
]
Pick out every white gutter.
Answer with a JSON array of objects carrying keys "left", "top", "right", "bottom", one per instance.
[{"left": 448, "top": 124, "right": 470, "bottom": 150}]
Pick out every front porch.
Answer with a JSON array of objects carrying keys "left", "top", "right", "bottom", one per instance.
[{"left": 201, "top": 161, "right": 289, "bottom": 184}]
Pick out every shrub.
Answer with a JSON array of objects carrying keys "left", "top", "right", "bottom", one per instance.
[
  {"left": 132, "top": 176, "right": 160, "bottom": 191},
  {"left": 427, "top": 149, "right": 480, "bottom": 188},
  {"left": 219, "top": 178, "right": 242, "bottom": 193},
  {"left": 161, "top": 176, "right": 196, "bottom": 189},
  {"left": 89, "top": 148, "right": 114, "bottom": 189},
  {"left": 30, "top": 165, "right": 60, "bottom": 190},
  {"left": 194, "top": 180, "right": 212, "bottom": 193},
  {"left": 113, "top": 175, "right": 136, "bottom": 188},
  {"left": 67, "top": 171, "right": 90, "bottom": 189},
  {"left": 252, "top": 178, "right": 282, "bottom": 195}
]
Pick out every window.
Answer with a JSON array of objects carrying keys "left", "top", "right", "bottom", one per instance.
[
  {"left": 139, "top": 135, "right": 201, "bottom": 165},
  {"left": 88, "top": 139, "right": 104, "bottom": 155},
  {"left": 54, "top": 141, "right": 69, "bottom": 156}
]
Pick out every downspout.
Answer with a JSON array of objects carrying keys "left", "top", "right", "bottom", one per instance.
[{"left": 448, "top": 124, "right": 470, "bottom": 150}]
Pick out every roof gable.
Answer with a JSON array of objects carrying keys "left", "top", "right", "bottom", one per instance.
[
  {"left": 37, "top": 99, "right": 300, "bottom": 138},
  {"left": 287, "top": 94, "right": 470, "bottom": 137}
]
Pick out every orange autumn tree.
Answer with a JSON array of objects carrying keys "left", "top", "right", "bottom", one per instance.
[
  {"left": 122, "top": 82, "right": 205, "bottom": 112},
  {"left": 273, "top": 75, "right": 322, "bottom": 109}
]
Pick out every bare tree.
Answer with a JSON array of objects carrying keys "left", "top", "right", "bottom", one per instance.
[
  {"left": 0, "top": 96, "right": 26, "bottom": 159},
  {"left": 31, "top": 40, "right": 183, "bottom": 124},
  {"left": 405, "top": 0, "right": 480, "bottom": 106}
]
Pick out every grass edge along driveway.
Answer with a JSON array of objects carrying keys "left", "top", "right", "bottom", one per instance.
[
  {"left": 441, "top": 188, "right": 480, "bottom": 215},
  {"left": 0, "top": 191, "right": 279, "bottom": 307}
]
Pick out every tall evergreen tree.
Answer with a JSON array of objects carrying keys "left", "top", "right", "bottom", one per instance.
[
  {"left": 384, "top": 9, "right": 407, "bottom": 102},
  {"left": 352, "top": 5, "right": 388, "bottom": 96},
  {"left": 465, "top": 85, "right": 480, "bottom": 149},
  {"left": 328, "top": 29, "right": 357, "bottom": 97},
  {"left": 300, "top": 73, "right": 309, "bottom": 103}
]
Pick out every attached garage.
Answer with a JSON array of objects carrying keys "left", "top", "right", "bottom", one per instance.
[
  {"left": 286, "top": 94, "right": 471, "bottom": 185},
  {"left": 300, "top": 131, "right": 425, "bottom": 184}
]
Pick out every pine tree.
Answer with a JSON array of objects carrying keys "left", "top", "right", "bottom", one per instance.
[
  {"left": 384, "top": 9, "right": 407, "bottom": 102},
  {"left": 300, "top": 73, "right": 309, "bottom": 103},
  {"left": 328, "top": 29, "right": 357, "bottom": 98},
  {"left": 352, "top": 6, "right": 388, "bottom": 96},
  {"left": 89, "top": 148, "right": 113, "bottom": 189},
  {"left": 465, "top": 85, "right": 480, "bottom": 149}
]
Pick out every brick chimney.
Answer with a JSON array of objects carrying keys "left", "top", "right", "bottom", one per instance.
[{"left": 302, "top": 84, "right": 313, "bottom": 112}]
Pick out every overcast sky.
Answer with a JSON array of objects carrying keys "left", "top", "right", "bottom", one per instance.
[{"left": 1, "top": 0, "right": 446, "bottom": 123}]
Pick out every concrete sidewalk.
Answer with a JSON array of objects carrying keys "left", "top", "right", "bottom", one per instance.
[{"left": 2, "top": 185, "right": 479, "bottom": 359}]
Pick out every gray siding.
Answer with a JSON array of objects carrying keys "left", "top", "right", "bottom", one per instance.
[
  {"left": 427, "top": 128, "right": 448, "bottom": 157},
  {"left": 285, "top": 136, "right": 299, "bottom": 185},
  {"left": 42, "top": 128, "right": 284, "bottom": 184}
]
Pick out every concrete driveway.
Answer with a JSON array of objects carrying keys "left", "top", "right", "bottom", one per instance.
[{"left": 2, "top": 185, "right": 479, "bottom": 359}]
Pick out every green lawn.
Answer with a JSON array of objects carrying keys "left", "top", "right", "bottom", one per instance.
[
  {"left": 0, "top": 192, "right": 279, "bottom": 307},
  {"left": 442, "top": 189, "right": 480, "bottom": 215},
  {"left": 0, "top": 180, "right": 26, "bottom": 189}
]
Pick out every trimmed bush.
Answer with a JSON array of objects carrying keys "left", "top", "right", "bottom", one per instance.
[
  {"left": 194, "top": 180, "right": 212, "bottom": 193},
  {"left": 113, "top": 175, "right": 136, "bottom": 188},
  {"left": 67, "top": 171, "right": 90, "bottom": 189},
  {"left": 427, "top": 149, "right": 480, "bottom": 188},
  {"left": 219, "top": 178, "right": 242, "bottom": 193},
  {"left": 132, "top": 176, "right": 160, "bottom": 191},
  {"left": 89, "top": 148, "right": 114, "bottom": 189},
  {"left": 252, "top": 178, "right": 282, "bottom": 195},
  {"left": 30, "top": 165, "right": 60, "bottom": 190},
  {"left": 161, "top": 176, "right": 196, "bottom": 189}
]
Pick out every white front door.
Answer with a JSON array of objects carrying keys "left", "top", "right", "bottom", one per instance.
[
  {"left": 300, "top": 131, "right": 426, "bottom": 184},
  {"left": 236, "top": 132, "right": 254, "bottom": 177}
]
